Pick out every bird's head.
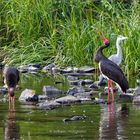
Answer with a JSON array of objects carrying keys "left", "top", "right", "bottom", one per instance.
[
  {"left": 98, "top": 32, "right": 110, "bottom": 46},
  {"left": 117, "top": 35, "right": 128, "bottom": 41},
  {"left": 8, "top": 87, "right": 15, "bottom": 97}
]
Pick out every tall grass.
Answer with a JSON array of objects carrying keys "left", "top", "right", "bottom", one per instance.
[{"left": 0, "top": 0, "right": 140, "bottom": 74}]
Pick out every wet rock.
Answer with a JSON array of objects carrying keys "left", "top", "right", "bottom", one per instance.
[
  {"left": 133, "top": 80, "right": 140, "bottom": 95},
  {"left": 63, "top": 115, "right": 86, "bottom": 122},
  {"left": 42, "top": 64, "right": 55, "bottom": 71},
  {"left": 55, "top": 95, "right": 80, "bottom": 104},
  {"left": 69, "top": 80, "right": 81, "bottom": 86},
  {"left": 93, "top": 98, "right": 106, "bottom": 104},
  {"left": 118, "top": 93, "right": 133, "bottom": 102},
  {"left": 28, "top": 64, "right": 41, "bottom": 69},
  {"left": 127, "top": 88, "right": 135, "bottom": 93},
  {"left": 28, "top": 66, "right": 39, "bottom": 71},
  {"left": 74, "top": 91, "right": 93, "bottom": 98},
  {"left": 38, "top": 95, "right": 48, "bottom": 102},
  {"left": 0, "top": 87, "right": 7, "bottom": 95},
  {"left": 99, "top": 92, "right": 108, "bottom": 98},
  {"left": 38, "top": 100, "right": 61, "bottom": 110},
  {"left": 78, "top": 97, "right": 92, "bottom": 102},
  {"left": 60, "top": 67, "right": 74, "bottom": 74},
  {"left": 19, "top": 89, "right": 36, "bottom": 104},
  {"left": 133, "top": 95, "right": 140, "bottom": 105},
  {"left": 136, "top": 79, "right": 140, "bottom": 86},
  {"left": 18, "top": 65, "right": 28, "bottom": 73},
  {"left": 18, "top": 65, "right": 39, "bottom": 73},
  {"left": 51, "top": 67, "right": 61, "bottom": 73},
  {"left": 67, "top": 76, "right": 78, "bottom": 81},
  {"left": 98, "top": 75, "right": 107, "bottom": 87},
  {"left": 89, "top": 83, "right": 99, "bottom": 90},
  {"left": 26, "top": 94, "right": 39, "bottom": 102},
  {"left": 69, "top": 79, "right": 93, "bottom": 86},
  {"left": 78, "top": 66, "right": 96, "bottom": 73},
  {"left": 43, "top": 86, "right": 64, "bottom": 99},
  {"left": 80, "top": 79, "right": 94, "bottom": 85},
  {"left": 67, "top": 87, "right": 85, "bottom": 96}
]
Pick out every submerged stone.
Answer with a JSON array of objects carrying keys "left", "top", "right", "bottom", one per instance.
[
  {"left": 55, "top": 95, "right": 80, "bottom": 104},
  {"left": 19, "top": 89, "right": 36, "bottom": 104},
  {"left": 42, "top": 64, "right": 55, "bottom": 71},
  {"left": 63, "top": 115, "right": 86, "bottom": 122},
  {"left": 78, "top": 66, "right": 96, "bottom": 73},
  {"left": 0, "top": 87, "right": 7, "bottom": 95},
  {"left": 38, "top": 100, "right": 61, "bottom": 110},
  {"left": 67, "top": 86, "right": 85, "bottom": 96},
  {"left": 43, "top": 86, "right": 64, "bottom": 99},
  {"left": 67, "top": 75, "right": 79, "bottom": 81},
  {"left": 118, "top": 93, "right": 133, "bottom": 102},
  {"left": 93, "top": 98, "right": 106, "bottom": 104}
]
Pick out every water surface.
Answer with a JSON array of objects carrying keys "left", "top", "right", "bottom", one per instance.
[{"left": 0, "top": 72, "right": 140, "bottom": 140}]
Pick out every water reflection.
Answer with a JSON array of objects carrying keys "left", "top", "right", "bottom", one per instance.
[
  {"left": 99, "top": 103, "right": 129, "bottom": 140},
  {"left": 4, "top": 111, "right": 20, "bottom": 140}
]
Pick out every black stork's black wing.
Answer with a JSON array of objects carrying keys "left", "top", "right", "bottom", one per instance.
[{"left": 100, "top": 59, "right": 129, "bottom": 93}]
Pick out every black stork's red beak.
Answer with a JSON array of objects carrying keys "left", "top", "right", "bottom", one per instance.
[{"left": 98, "top": 32, "right": 110, "bottom": 46}]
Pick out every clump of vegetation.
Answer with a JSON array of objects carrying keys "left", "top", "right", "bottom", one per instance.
[{"left": 0, "top": 0, "right": 140, "bottom": 74}]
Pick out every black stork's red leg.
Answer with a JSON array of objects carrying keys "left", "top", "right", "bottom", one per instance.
[
  {"left": 107, "top": 80, "right": 111, "bottom": 103},
  {"left": 110, "top": 81, "right": 114, "bottom": 102}
]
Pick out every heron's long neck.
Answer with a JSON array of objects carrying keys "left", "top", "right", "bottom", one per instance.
[
  {"left": 116, "top": 40, "right": 122, "bottom": 60},
  {"left": 95, "top": 44, "right": 108, "bottom": 63}
]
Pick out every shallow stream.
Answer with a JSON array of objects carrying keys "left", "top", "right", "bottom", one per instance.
[{"left": 0, "top": 71, "right": 140, "bottom": 140}]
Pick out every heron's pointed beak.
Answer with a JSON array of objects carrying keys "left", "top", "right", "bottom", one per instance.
[{"left": 122, "top": 37, "right": 128, "bottom": 40}]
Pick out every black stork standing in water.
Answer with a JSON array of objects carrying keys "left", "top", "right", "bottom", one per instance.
[
  {"left": 3, "top": 66, "right": 20, "bottom": 110},
  {"left": 95, "top": 35, "right": 129, "bottom": 103}
]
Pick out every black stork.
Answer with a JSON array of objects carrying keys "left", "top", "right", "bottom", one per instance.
[
  {"left": 98, "top": 35, "right": 128, "bottom": 86},
  {"left": 3, "top": 66, "right": 20, "bottom": 110},
  {"left": 95, "top": 36, "right": 129, "bottom": 103}
]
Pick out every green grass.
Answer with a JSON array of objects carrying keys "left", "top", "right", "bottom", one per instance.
[{"left": 0, "top": 0, "right": 140, "bottom": 74}]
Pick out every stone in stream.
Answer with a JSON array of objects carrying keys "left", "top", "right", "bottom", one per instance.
[
  {"left": 19, "top": 89, "right": 36, "bottom": 104},
  {"left": 132, "top": 80, "right": 140, "bottom": 105},
  {"left": 63, "top": 115, "right": 86, "bottom": 122},
  {"left": 0, "top": 87, "right": 7, "bottom": 95},
  {"left": 42, "top": 63, "right": 55, "bottom": 71},
  {"left": 18, "top": 65, "right": 28, "bottom": 73},
  {"left": 19, "top": 89, "right": 47, "bottom": 105},
  {"left": 78, "top": 66, "right": 96, "bottom": 73},
  {"left": 93, "top": 98, "right": 106, "bottom": 104},
  {"left": 18, "top": 64, "right": 40, "bottom": 73},
  {"left": 28, "top": 64, "right": 41, "bottom": 69},
  {"left": 67, "top": 75, "right": 79, "bottom": 81},
  {"left": 67, "top": 86, "right": 85, "bottom": 96},
  {"left": 43, "top": 86, "right": 64, "bottom": 99},
  {"left": 69, "top": 79, "right": 94, "bottom": 86},
  {"left": 55, "top": 95, "right": 80, "bottom": 104},
  {"left": 133, "top": 79, "right": 140, "bottom": 95},
  {"left": 89, "top": 83, "right": 99, "bottom": 90},
  {"left": 37, "top": 100, "right": 61, "bottom": 110},
  {"left": 118, "top": 93, "right": 134, "bottom": 102}
]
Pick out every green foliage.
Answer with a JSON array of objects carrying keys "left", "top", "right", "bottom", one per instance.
[{"left": 0, "top": 0, "right": 140, "bottom": 73}]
